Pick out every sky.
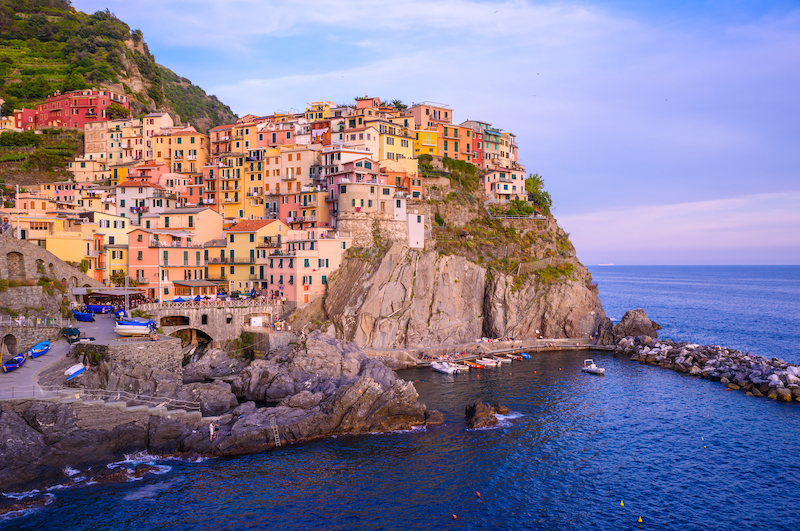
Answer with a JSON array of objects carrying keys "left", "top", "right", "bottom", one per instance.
[{"left": 74, "top": 0, "right": 800, "bottom": 265}]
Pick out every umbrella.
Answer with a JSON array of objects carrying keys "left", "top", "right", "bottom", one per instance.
[
  {"left": 194, "top": 295, "right": 202, "bottom": 301},
  {"left": 173, "top": 297, "right": 185, "bottom": 302}
]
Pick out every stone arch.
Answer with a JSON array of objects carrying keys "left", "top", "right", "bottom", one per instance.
[
  {"left": 169, "top": 328, "right": 213, "bottom": 347},
  {"left": 161, "top": 315, "right": 190, "bottom": 327},
  {"left": 35, "top": 258, "right": 45, "bottom": 275},
  {"left": 6, "top": 252, "right": 25, "bottom": 282},
  {"left": 69, "top": 276, "right": 78, "bottom": 287},
  {"left": 1, "top": 334, "right": 18, "bottom": 359},
  {"left": 61, "top": 277, "right": 67, "bottom": 286},
  {"left": 82, "top": 284, "right": 90, "bottom": 288},
  {"left": 201, "top": 314, "right": 208, "bottom": 325}
]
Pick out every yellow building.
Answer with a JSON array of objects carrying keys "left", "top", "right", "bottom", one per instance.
[
  {"left": 0, "top": 115, "right": 14, "bottom": 133},
  {"left": 106, "top": 243, "right": 129, "bottom": 285},
  {"left": 305, "top": 101, "right": 337, "bottom": 122},
  {"left": 216, "top": 219, "right": 288, "bottom": 293},
  {"left": 414, "top": 128, "right": 438, "bottom": 156},
  {"left": 67, "top": 157, "right": 110, "bottom": 183},
  {"left": 171, "top": 128, "right": 210, "bottom": 176},
  {"left": 365, "top": 119, "right": 413, "bottom": 162}
]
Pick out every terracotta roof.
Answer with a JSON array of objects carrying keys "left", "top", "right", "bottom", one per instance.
[
  {"left": 227, "top": 219, "right": 278, "bottom": 232},
  {"left": 209, "top": 124, "right": 234, "bottom": 131}
]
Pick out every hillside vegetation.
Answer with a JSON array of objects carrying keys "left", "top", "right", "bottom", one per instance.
[{"left": 0, "top": 0, "right": 237, "bottom": 131}]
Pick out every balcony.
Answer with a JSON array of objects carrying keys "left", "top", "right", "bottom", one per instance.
[
  {"left": 173, "top": 153, "right": 184, "bottom": 160},
  {"left": 256, "top": 236, "right": 282, "bottom": 248},
  {"left": 149, "top": 239, "right": 204, "bottom": 248},
  {"left": 136, "top": 276, "right": 148, "bottom": 284},
  {"left": 208, "top": 257, "right": 256, "bottom": 265},
  {"left": 96, "top": 261, "right": 106, "bottom": 270},
  {"left": 187, "top": 155, "right": 197, "bottom": 161},
  {"left": 85, "top": 250, "right": 100, "bottom": 257},
  {"left": 224, "top": 197, "right": 238, "bottom": 203},
  {"left": 248, "top": 275, "right": 268, "bottom": 281},
  {"left": 204, "top": 198, "right": 216, "bottom": 204},
  {"left": 220, "top": 173, "right": 238, "bottom": 180},
  {"left": 161, "top": 261, "right": 206, "bottom": 267}
]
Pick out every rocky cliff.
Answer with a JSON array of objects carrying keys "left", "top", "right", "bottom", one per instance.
[{"left": 324, "top": 243, "right": 605, "bottom": 350}]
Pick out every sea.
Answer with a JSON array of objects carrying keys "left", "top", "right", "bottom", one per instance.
[{"left": 4, "top": 266, "right": 800, "bottom": 530}]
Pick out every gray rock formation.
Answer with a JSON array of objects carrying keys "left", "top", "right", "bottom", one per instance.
[
  {"left": 612, "top": 308, "right": 661, "bottom": 342},
  {"left": 464, "top": 401, "right": 509, "bottom": 429},
  {"left": 325, "top": 243, "right": 605, "bottom": 349},
  {"left": 183, "top": 348, "right": 250, "bottom": 384}
]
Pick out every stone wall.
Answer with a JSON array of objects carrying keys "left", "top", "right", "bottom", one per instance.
[
  {"left": 336, "top": 212, "right": 408, "bottom": 248},
  {"left": 0, "top": 286, "right": 63, "bottom": 318},
  {"left": 74, "top": 336, "right": 184, "bottom": 381},
  {"left": 0, "top": 231, "right": 102, "bottom": 288},
  {"left": 0, "top": 326, "right": 62, "bottom": 359}
]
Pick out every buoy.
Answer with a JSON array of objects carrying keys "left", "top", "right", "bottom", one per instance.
[
  {"left": 476, "top": 491, "right": 481, "bottom": 498},
  {"left": 703, "top": 446, "right": 706, "bottom": 448},
  {"left": 620, "top": 500, "right": 624, "bottom": 507},
  {"left": 638, "top": 516, "right": 643, "bottom": 523},
  {"left": 453, "top": 514, "right": 457, "bottom": 520},
  {"left": 509, "top": 373, "right": 512, "bottom": 375},
  {"left": 477, "top": 375, "right": 480, "bottom": 379},
  {"left": 534, "top": 371, "right": 537, "bottom": 374},
  {"left": 559, "top": 368, "right": 562, "bottom": 371}
]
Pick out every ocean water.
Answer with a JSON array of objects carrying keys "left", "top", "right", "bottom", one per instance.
[
  {"left": 588, "top": 265, "right": 800, "bottom": 364},
  {"left": 5, "top": 267, "right": 800, "bottom": 530}
]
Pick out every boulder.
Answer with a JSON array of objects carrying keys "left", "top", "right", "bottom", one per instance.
[
  {"left": 595, "top": 317, "right": 615, "bottom": 346},
  {"left": 465, "top": 402, "right": 498, "bottom": 429},
  {"left": 612, "top": 309, "right": 661, "bottom": 342},
  {"left": 183, "top": 348, "right": 250, "bottom": 384},
  {"left": 776, "top": 388, "right": 793, "bottom": 402}
]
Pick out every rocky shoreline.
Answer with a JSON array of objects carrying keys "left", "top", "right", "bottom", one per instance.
[{"left": 0, "top": 332, "right": 443, "bottom": 496}]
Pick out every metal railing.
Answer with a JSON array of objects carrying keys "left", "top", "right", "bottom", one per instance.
[
  {"left": 0, "top": 385, "right": 201, "bottom": 411},
  {"left": 138, "top": 299, "right": 284, "bottom": 310}
]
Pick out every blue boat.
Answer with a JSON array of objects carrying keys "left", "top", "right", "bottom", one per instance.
[
  {"left": 2, "top": 352, "right": 27, "bottom": 373},
  {"left": 73, "top": 310, "right": 94, "bottom": 322},
  {"left": 520, "top": 352, "right": 532, "bottom": 359},
  {"left": 86, "top": 304, "right": 112, "bottom": 314},
  {"left": 28, "top": 341, "right": 50, "bottom": 359}
]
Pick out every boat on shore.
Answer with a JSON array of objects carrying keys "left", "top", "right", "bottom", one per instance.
[
  {"left": 28, "top": 341, "right": 50, "bottom": 359},
  {"left": 476, "top": 358, "right": 500, "bottom": 367},
  {"left": 2, "top": 351, "right": 27, "bottom": 373},
  {"left": 462, "top": 360, "right": 483, "bottom": 369},
  {"left": 582, "top": 359, "right": 605, "bottom": 375},
  {"left": 519, "top": 352, "right": 532, "bottom": 359},
  {"left": 65, "top": 363, "right": 86, "bottom": 380},
  {"left": 505, "top": 353, "right": 523, "bottom": 361},
  {"left": 114, "top": 317, "right": 157, "bottom": 337},
  {"left": 492, "top": 356, "right": 512, "bottom": 364}
]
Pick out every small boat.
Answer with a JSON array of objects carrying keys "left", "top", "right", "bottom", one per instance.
[
  {"left": 431, "top": 361, "right": 459, "bottom": 374},
  {"left": 582, "top": 359, "right": 605, "bottom": 375},
  {"left": 73, "top": 310, "right": 94, "bottom": 322},
  {"left": 114, "top": 323, "right": 154, "bottom": 336},
  {"left": 476, "top": 358, "right": 499, "bottom": 367},
  {"left": 506, "top": 353, "right": 523, "bottom": 361},
  {"left": 462, "top": 360, "right": 483, "bottom": 369},
  {"left": 65, "top": 363, "right": 86, "bottom": 380},
  {"left": 452, "top": 363, "right": 472, "bottom": 372},
  {"left": 492, "top": 356, "right": 512, "bottom": 364},
  {"left": 28, "top": 341, "right": 50, "bottom": 359},
  {"left": 2, "top": 351, "right": 27, "bottom": 373},
  {"left": 519, "top": 352, "right": 532, "bottom": 359}
]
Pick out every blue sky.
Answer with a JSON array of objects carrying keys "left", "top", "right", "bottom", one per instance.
[{"left": 74, "top": 0, "right": 800, "bottom": 265}]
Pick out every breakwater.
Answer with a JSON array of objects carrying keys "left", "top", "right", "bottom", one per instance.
[{"left": 618, "top": 335, "right": 800, "bottom": 402}]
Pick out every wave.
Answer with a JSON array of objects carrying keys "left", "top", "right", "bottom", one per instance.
[
  {"left": 122, "top": 478, "right": 185, "bottom": 502},
  {"left": 468, "top": 411, "right": 524, "bottom": 430}
]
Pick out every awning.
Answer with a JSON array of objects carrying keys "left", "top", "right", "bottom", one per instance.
[{"left": 172, "top": 280, "right": 228, "bottom": 287}]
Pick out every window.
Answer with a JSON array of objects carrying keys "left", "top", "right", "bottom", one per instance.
[
  {"left": 229, "top": 234, "right": 234, "bottom": 243},
  {"left": 396, "top": 199, "right": 401, "bottom": 208},
  {"left": 137, "top": 251, "right": 142, "bottom": 260},
  {"left": 322, "top": 275, "right": 327, "bottom": 285},
  {"left": 304, "top": 258, "right": 310, "bottom": 268},
  {"left": 230, "top": 266, "right": 235, "bottom": 274},
  {"left": 137, "top": 234, "right": 142, "bottom": 242},
  {"left": 382, "top": 188, "right": 390, "bottom": 195},
  {"left": 146, "top": 220, "right": 150, "bottom": 229},
  {"left": 164, "top": 217, "right": 169, "bottom": 228},
  {"left": 109, "top": 236, "right": 115, "bottom": 245},
  {"left": 188, "top": 216, "right": 194, "bottom": 228}
]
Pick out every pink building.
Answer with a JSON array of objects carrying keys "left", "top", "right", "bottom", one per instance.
[
  {"left": 482, "top": 168, "right": 526, "bottom": 201},
  {"left": 34, "top": 89, "right": 130, "bottom": 130},
  {"left": 128, "top": 228, "right": 208, "bottom": 300},
  {"left": 13, "top": 108, "right": 36, "bottom": 131}
]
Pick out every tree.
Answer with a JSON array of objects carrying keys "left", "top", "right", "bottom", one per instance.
[
  {"left": 106, "top": 103, "right": 130, "bottom": 120},
  {"left": 110, "top": 270, "right": 138, "bottom": 287},
  {"left": 61, "top": 70, "right": 88, "bottom": 92},
  {"left": 525, "top": 173, "right": 544, "bottom": 194},
  {"left": 390, "top": 99, "right": 408, "bottom": 111}
]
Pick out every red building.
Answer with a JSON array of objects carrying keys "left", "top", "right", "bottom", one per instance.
[
  {"left": 13, "top": 108, "right": 37, "bottom": 131},
  {"left": 33, "top": 89, "right": 130, "bottom": 130}
]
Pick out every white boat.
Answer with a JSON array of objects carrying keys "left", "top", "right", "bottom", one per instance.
[
  {"left": 65, "top": 363, "right": 86, "bottom": 380},
  {"left": 431, "top": 361, "right": 459, "bottom": 374},
  {"left": 582, "top": 359, "right": 605, "bottom": 375},
  {"left": 476, "top": 358, "right": 500, "bottom": 367},
  {"left": 492, "top": 356, "right": 512, "bottom": 364},
  {"left": 114, "top": 323, "right": 154, "bottom": 336}
]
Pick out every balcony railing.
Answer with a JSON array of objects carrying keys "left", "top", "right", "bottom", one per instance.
[
  {"left": 187, "top": 155, "right": 197, "bottom": 160},
  {"left": 173, "top": 154, "right": 184, "bottom": 160},
  {"left": 161, "top": 261, "right": 206, "bottom": 267},
  {"left": 149, "top": 239, "right": 204, "bottom": 248},
  {"left": 136, "top": 276, "right": 148, "bottom": 284},
  {"left": 85, "top": 250, "right": 100, "bottom": 257},
  {"left": 256, "top": 237, "right": 282, "bottom": 248},
  {"left": 208, "top": 257, "right": 256, "bottom": 264}
]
